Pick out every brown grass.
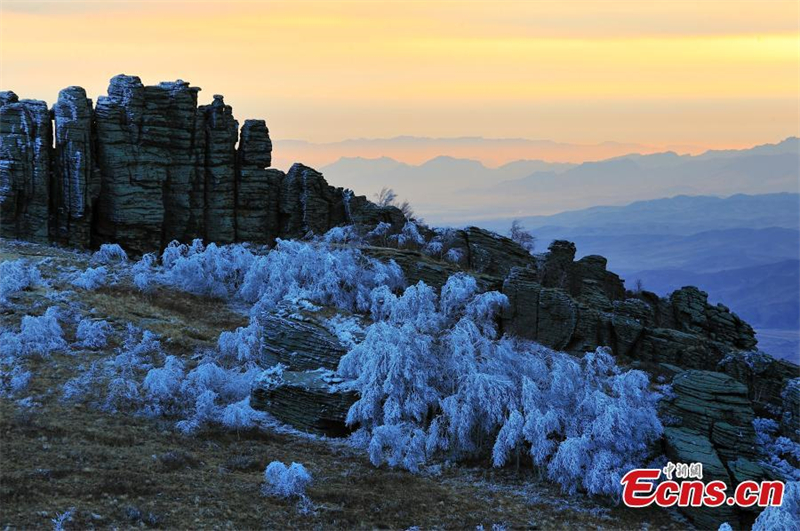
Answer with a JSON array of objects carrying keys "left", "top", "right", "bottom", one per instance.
[{"left": 0, "top": 241, "right": 687, "bottom": 529}]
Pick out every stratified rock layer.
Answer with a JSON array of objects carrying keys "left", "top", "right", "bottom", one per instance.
[
  {"left": 52, "top": 86, "right": 99, "bottom": 247},
  {"left": 0, "top": 92, "right": 51, "bottom": 243},
  {"left": 1, "top": 75, "right": 404, "bottom": 252},
  {"left": 663, "top": 370, "right": 769, "bottom": 529}
]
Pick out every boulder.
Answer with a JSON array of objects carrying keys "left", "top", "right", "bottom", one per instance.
[
  {"left": 663, "top": 426, "right": 738, "bottom": 530},
  {"left": 251, "top": 369, "right": 356, "bottom": 437},
  {"left": 450, "top": 226, "right": 535, "bottom": 277},
  {"left": 279, "top": 163, "right": 350, "bottom": 238},
  {"left": 260, "top": 313, "right": 348, "bottom": 371}
]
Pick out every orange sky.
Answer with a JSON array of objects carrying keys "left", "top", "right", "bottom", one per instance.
[{"left": 1, "top": 0, "right": 798, "bottom": 159}]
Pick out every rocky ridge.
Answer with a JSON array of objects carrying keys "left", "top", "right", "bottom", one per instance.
[
  {"left": 3, "top": 75, "right": 799, "bottom": 530},
  {"left": 1, "top": 75, "right": 404, "bottom": 254}
]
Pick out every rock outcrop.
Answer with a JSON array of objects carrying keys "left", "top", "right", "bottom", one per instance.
[
  {"left": 251, "top": 370, "right": 356, "bottom": 437},
  {"left": 499, "top": 240, "right": 758, "bottom": 368},
  {"left": 250, "top": 311, "right": 357, "bottom": 436},
  {"left": 0, "top": 92, "right": 51, "bottom": 243},
  {"left": 662, "top": 370, "right": 769, "bottom": 529},
  {"left": 236, "top": 119, "right": 281, "bottom": 244},
  {"left": 1, "top": 75, "right": 405, "bottom": 253},
  {"left": 52, "top": 86, "right": 99, "bottom": 247}
]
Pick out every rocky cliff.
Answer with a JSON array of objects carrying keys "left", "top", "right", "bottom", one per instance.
[{"left": 0, "top": 75, "right": 404, "bottom": 254}]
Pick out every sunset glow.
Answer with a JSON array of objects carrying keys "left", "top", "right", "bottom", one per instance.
[{"left": 1, "top": 0, "right": 798, "bottom": 161}]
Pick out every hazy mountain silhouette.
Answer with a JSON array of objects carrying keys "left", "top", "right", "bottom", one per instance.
[
  {"left": 320, "top": 138, "right": 799, "bottom": 225},
  {"left": 274, "top": 135, "right": 668, "bottom": 169}
]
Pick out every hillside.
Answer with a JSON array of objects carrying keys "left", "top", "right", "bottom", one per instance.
[{"left": 2, "top": 75, "right": 799, "bottom": 531}]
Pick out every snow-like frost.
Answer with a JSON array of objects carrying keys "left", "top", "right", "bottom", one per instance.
[
  {"left": 91, "top": 243, "right": 128, "bottom": 264},
  {"left": 71, "top": 266, "right": 108, "bottom": 290},
  {"left": 338, "top": 275, "right": 663, "bottom": 497},
  {"left": 752, "top": 481, "right": 799, "bottom": 531},
  {"left": 75, "top": 318, "right": 112, "bottom": 349},
  {"left": 263, "top": 461, "right": 312, "bottom": 499},
  {"left": 0, "top": 259, "right": 42, "bottom": 304}
]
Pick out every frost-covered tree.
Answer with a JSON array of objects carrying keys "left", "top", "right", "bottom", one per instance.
[
  {"left": 754, "top": 417, "right": 800, "bottom": 481},
  {"left": 337, "top": 274, "right": 663, "bottom": 497},
  {"left": 237, "top": 239, "right": 404, "bottom": 315},
  {"left": 508, "top": 220, "right": 536, "bottom": 253}
]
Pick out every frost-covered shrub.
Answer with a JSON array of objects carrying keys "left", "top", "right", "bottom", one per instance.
[
  {"left": 0, "top": 259, "right": 42, "bottom": 304},
  {"left": 0, "top": 307, "right": 66, "bottom": 357},
  {"left": 338, "top": 274, "right": 663, "bottom": 497},
  {"left": 141, "top": 355, "right": 186, "bottom": 416},
  {"left": 61, "top": 362, "right": 103, "bottom": 404},
  {"left": 752, "top": 481, "right": 799, "bottom": 531},
  {"left": 155, "top": 240, "right": 256, "bottom": 298},
  {"left": 127, "top": 239, "right": 404, "bottom": 316},
  {"left": 322, "top": 225, "right": 360, "bottom": 244},
  {"left": 239, "top": 239, "right": 404, "bottom": 314},
  {"left": 51, "top": 507, "right": 76, "bottom": 531},
  {"left": 75, "top": 318, "right": 112, "bottom": 349},
  {"left": 754, "top": 417, "right": 800, "bottom": 481},
  {"left": 422, "top": 227, "right": 458, "bottom": 260},
  {"left": 365, "top": 221, "right": 392, "bottom": 246},
  {"left": 71, "top": 266, "right": 108, "bottom": 290},
  {"left": 444, "top": 248, "right": 464, "bottom": 264},
  {"left": 173, "top": 361, "right": 262, "bottom": 434},
  {"left": 61, "top": 325, "right": 163, "bottom": 412},
  {"left": 263, "top": 461, "right": 312, "bottom": 499},
  {"left": 391, "top": 221, "right": 426, "bottom": 249},
  {"left": 217, "top": 322, "right": 263, "bottom": 363},
  {"left": 91, "top": 243, "right": 128, "bottom": 264},
  {"left": 221, "top": 397, "right": 267, "bottom": 431},
  {"left": 0, "top": 361, "right": 32, "bottom": 398},
  {"left": 104, "top": 375, "right": 142, "bottom": 413}
]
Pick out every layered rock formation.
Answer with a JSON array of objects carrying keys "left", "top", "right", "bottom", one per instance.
[
  {"left": 498, "top": 240, "right": 757, "bottom": 367},
  {"left": 0, "top": 75, "right": 404, "bottom": 253},
  {"left": 663, "top": 370, "right": 770, "bottom": 529},
  {"left": 0, "top": 92, "right": 51, "bottom": 243}
]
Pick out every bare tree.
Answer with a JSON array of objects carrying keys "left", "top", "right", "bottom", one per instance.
[
  {"left": 634, "top": 279, "right": 644, "bottom": 294},
  {"left": 374, "top": 187, "right": 418, "bottom": 221},
  {"left": 375, "top": 187, "right": 397, "bottom": 208},
  {"left": 508, "top": 219, "right": 536, "bottom": 253}
]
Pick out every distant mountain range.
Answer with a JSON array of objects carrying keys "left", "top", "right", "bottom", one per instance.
[
  {"left": 273, "top": 136, "right": 692, "bottom": 169},
  {"left": 320, "top": 137, "right": 799, "bottom": 225}
]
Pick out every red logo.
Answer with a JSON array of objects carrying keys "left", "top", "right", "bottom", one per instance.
[{"left": 620, "top": 465, "right": 785, "bottom": 508}]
